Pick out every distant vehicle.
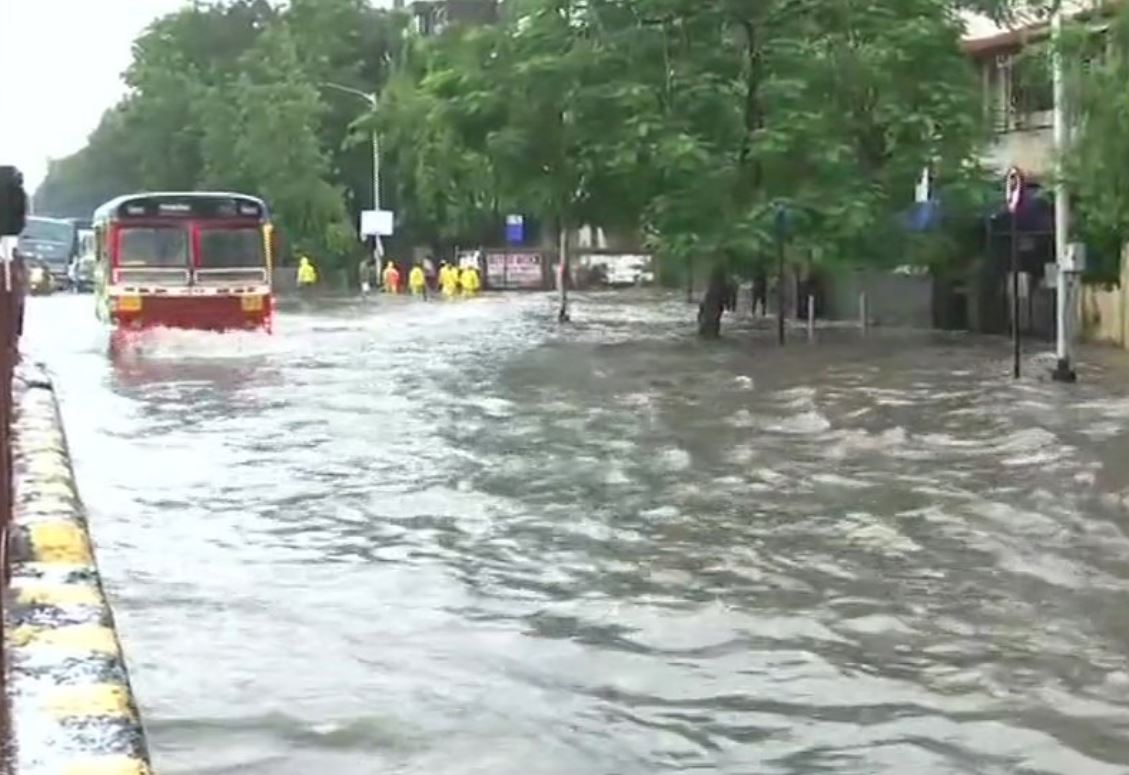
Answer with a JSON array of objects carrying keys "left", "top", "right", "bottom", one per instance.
[
  {"left": 577, "top": 253, "right": 654, "bottom": 288},
  {"left": 18, "top": 216, "right": 77, "bottom": 290},
  {"left": 26, "top": 258, "right": 56, "bottom": 296},
  {"left": 92, "top": 191, "right": 275, "bottom": 332},
  {"left": 69, "top": 229, "right": 96, "bottom": 292}
]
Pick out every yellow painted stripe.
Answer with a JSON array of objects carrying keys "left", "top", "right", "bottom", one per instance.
[
  {"left": 28, "top": 520, "right": 93, "bottom": 564},
  {"left": 62, "top": 756, "right": 151, "bottom": 775},
  {"left": 10, "top": 624, "right": 118, "bottom": 653},
  {"left": 16, "top": 582, "right": 102, "bottom": 607},
  {"left": 42, "top": 683, "right": 134, "bottom": 719}
]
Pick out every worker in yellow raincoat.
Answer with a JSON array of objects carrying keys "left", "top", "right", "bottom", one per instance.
[
  {"left": 460, "top": 263, "right": 481, "bottom": 297},
  {"left": 296, "top": 255, "right": 318, "bottom": 299},
  {"left": 439, "top": 261, "right": 459, "bottom": 298},
  {"left": 382, "top": 261, "right": 401, "bottom": 294},
  {"left": 408, "top": 262, "right": 427, "bottom": 298}
]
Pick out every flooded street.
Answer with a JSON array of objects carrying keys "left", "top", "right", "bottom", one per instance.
[{"left": 20, "top": 292, "right": 1129, "bottom": 774}]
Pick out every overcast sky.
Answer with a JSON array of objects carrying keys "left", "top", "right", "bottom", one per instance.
[
  {"left": 0, "top": 0, "right": 392, "bottom": 192},
  {"left": 0, "top": 0, "right": 189, "bottom": 190}
]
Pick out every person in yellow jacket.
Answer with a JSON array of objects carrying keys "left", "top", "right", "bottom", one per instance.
[
  {"left": 439, "top": 261, "right": 459, "bottom": 298},
  {"left": 459, "top": 264, "right": 480, "bottom": 297},
  {"left": 296, "top": 255, "right": 318, "bottom": 298},
  {"left": 382, "top": 261, "right": 401, "bottom": 294},
  {"left": 408, "top": 262, "right": 427, "bottom": 298}
]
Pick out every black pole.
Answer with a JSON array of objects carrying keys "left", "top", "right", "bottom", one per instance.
[
  {"left": 1011, "top": 210, "right": 1020, "bottom": 379},
  {"left": 777, "top": 235, "right": 785, "bottom": 345}
]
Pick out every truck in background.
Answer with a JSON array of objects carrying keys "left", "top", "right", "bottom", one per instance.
[{"left": 18, "top": 215, "right": 77, "bottom": 291}]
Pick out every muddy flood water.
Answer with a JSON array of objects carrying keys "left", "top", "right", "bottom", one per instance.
[{"left": 22, "top": 291, "right": 1129, "bottom": 774}]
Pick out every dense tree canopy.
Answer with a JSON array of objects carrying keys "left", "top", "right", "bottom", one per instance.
[
  {"left": 375, "top": 0, "right": 989, "bottom": 289},
  {"left": 1062, "top": 5, "right": 1129, "bottom": 282},
  {"left": 35, "top": 0, "right": 404, "bottom": 267},
  {"left": 38, "top": 0, "right": 1059, "bottom": 278}
]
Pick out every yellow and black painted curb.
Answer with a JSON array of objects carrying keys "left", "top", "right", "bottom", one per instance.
[{"left": 4, "top": 364, "right": 152, "bottom": 775}]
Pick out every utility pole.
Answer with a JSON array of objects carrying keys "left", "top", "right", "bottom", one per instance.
[
  {"left": 1006, "top": 166, "right": 1024, "bottom": 379},
  {"left": 1051, "top": 5, "right": 1078, "bottom": 383},
  {"left": 321, "top": 82, "right": 383, "bottom": 280},
  {"left": 371, "top": 125, "right": 382, "bottom": 279}
]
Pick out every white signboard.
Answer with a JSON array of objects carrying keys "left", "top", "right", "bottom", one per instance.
[
  {"left": 485, "top": 251, "right": 545, "bottom": 289},
  {"left": 1063, "top": 242, "right": 1086, "bottom": 273},
  {"left": 579, "top": 253, "right": 654, "bottom": 286},
  {"left": 914, "top": 167, "right": 930, "bottom": 204},
  {"left": 360, "top": 209, "right": 394, "bottom": 237}
]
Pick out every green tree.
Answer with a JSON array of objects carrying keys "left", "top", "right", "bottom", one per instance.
[
  {"left": 377, "top": 0, "right": 990, "bottom": 331},
  {"left": 35, "top": 0, "right": 373, "bottom": 269},
  {"left": 1062, "top": 6, "right": 1129, "bottom": 282},
  {"left": 287, "top": 0, "right": 408, "bottom": 223},
  {"left": 37, "top": 0, "right": 1028, "bottom": 296},
  {"left": 201, "top": 24, "right": 354, "bottom": 259},
  {"left": 121, "top": 1, "right": 277, "bottom": 188}
]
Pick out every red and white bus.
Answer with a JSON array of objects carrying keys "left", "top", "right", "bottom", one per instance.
[{"left": 92, "top": 192, "right": 274, "bottom": 332}]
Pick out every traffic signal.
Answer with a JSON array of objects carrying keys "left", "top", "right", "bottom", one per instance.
[{"left": 0, "top": 166, "right": 27, "bottom": 237}]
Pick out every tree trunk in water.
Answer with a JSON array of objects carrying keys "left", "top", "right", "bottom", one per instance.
[
  {"left": 557, "top": 222, "right": 570, "bottom": 323},
  {"left": 697, "top": 264, "right": 728, "bottom": 338}
]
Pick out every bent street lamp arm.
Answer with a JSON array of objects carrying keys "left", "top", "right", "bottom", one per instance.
[{"left": 320, "top": 81, "right": 376, "bottom": 107}]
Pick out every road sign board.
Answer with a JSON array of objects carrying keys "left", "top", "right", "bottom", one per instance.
[
  {"left": 360, "top": 209, "right": 394, "bottom": 237},
  {"left": 915, "top": 167, "right": 931, "bottom": 204},
  {"left": 505, "top": 214, "right": 524, "bottom": 245},
  {"left": 1005, "top": 167, "right": 1024, "bottom": 213}
]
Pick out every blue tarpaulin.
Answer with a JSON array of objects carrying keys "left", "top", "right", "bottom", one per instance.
[{"left": 901, "top": 199, "right": 944, "bottom": 232}]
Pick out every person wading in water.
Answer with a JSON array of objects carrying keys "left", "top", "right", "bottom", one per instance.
[{"left": 296, "top": 254, "right": 318, "bottom": 302}]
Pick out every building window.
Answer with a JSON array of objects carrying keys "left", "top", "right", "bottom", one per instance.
[{"left": 1010, "top": 50, "right": 1054, "bottom": 120}]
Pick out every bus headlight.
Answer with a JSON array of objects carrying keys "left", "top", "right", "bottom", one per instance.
[{"left": 114, "top": 295, "right": 142, "bottom": 312}]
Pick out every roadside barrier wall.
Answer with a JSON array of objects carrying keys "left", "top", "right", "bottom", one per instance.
[{"left": 3, "top": 363, "right": 151, "bottom": 775}]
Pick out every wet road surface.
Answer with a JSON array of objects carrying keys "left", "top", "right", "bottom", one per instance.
[{"left": 22, "top": 292, "right": 1129, "bottom": 774}]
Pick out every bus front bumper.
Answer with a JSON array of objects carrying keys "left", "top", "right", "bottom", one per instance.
[{"left": 110, "top": 292, "right": 273, "bottom": 332}]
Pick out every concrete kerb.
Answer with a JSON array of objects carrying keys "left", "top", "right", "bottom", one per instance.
[{"left": 3, "top": 363, "right": 151, "bottom": 775}]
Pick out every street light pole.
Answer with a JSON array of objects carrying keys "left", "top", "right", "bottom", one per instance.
[
  {"left": 1051, "top": 6, "right": 1077, "bottom": 383},
  {"left": 321, "top": 82, "right": 383, "bottom": 279},
  {"left": 370, "top": 126, "right": 382, "bottom": 277}
]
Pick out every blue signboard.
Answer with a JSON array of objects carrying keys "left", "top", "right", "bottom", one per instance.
[{"left": 505, "top": 214, "right": 524, "bottom": 245}]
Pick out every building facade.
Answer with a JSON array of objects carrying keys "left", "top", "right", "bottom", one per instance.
[
  {"left": 410, "top": 0, "right": 499, "bottom": 37},
  {"left": 961, "top": 4, "right": 1129, "bottom": 348},
  {"left": 962, "top": 2, "right": 1105, "bottom": 177}
]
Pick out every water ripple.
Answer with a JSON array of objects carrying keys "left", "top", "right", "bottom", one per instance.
[{"left": 21, "top": 293, "right": 1129, "bottom": 774}]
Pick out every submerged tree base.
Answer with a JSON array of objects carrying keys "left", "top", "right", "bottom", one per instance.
[{"left": 697, "top": 265, "right": 730, "bottom": 339}]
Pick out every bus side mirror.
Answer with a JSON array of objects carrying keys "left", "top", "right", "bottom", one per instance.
[{"left": 0, "top": 166, "right": 28, "bottom": 237}]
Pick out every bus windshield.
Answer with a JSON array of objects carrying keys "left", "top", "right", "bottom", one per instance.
[
  {"left": 119, "top": 227, "right": 189, "bottom": 268},
  {"left": 199, "top": 228, "right": 265, "bottom": 269}
]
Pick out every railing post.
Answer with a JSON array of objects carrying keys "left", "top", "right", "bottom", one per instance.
[{"left": 0, "top": 236, "right": 17, "bottom": 746}]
